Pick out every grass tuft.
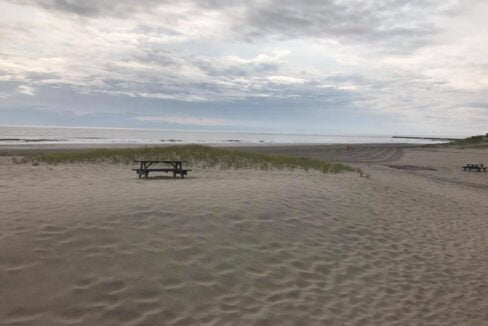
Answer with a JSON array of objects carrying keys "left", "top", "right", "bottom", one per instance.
[
  {"left": 446, "top": 134, "right": 488, "bottom": 148},
  {"left": 18, "top": 145, "right": 361, "bottom": 174}
]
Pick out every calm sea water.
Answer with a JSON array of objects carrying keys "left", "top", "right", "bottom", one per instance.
[{"left": 0, "top": 126, "right": 448, "bottom": 145}]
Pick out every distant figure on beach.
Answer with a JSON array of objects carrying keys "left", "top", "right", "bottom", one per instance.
[{"left": 346, "top": 145, "right": 353, "bottom": 151}]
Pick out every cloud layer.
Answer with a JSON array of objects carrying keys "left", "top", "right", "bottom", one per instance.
[{"left": 1, "top": 0, "right": 487, "bottom": 135}]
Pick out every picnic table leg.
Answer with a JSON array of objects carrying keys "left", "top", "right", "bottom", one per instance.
[
  {"left": 170, "top": 162, "right": 177, "bottom": 178},
  {"left": 138, "top": 162, "right": 143, "bottom": 178},
  {"left": 140, "top": 162, "right": 149, "bottom": 178},
  {"left": 179, "top": 161, "right": 184, "bottom": 178}
]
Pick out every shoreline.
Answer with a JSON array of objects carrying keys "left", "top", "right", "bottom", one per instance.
[{"left": 0, "top": 126, "right": 451, "bottom": 150}]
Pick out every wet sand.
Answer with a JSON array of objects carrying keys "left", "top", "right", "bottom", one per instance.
[{"left": 1, "top": 144, "right": 487, "bottom": 325}]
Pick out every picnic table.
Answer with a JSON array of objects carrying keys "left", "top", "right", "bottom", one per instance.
[
  {"left": 462, "top": 164, "right": 487, "bottom": 172},
  {"left": 133, "top": 160, "right": 191, "bottom": 179}
]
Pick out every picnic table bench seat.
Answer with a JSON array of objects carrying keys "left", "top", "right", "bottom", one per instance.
[
  {"left": 133, "top": 160, "right": 191, "bottom": 179},
  {"left": 462, "top": 164, "right": 487, "bottom": 172}
]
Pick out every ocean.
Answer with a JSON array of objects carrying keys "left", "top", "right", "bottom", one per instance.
[{"left": 0, "top": 126, "right": 449, "bottom": 145}]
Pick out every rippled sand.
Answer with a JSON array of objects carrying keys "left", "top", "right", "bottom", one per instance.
[{"left": 0, "top": 149, "right": 487, "bottom": 325}]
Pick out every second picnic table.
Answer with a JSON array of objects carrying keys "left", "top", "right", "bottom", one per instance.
[
  {"left": 462, "top": 164, "right": 487, "bottom": 172},
  {"left": 133, "top": 160, "right": 191, "bottom": 179}
]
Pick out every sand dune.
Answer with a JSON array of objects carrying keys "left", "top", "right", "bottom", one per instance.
[{"left": 1, "top": 149, "right": 488, "bottom": 325}]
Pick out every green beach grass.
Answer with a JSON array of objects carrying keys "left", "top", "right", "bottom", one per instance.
[
  {"left": 18, "top": 144, "right": 362, "bottom": 174},
  {"left": 447, "top": 134, "right": 488, "bottom": 148}
]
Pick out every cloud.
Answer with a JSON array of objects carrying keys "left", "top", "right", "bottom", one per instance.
[
  {"left": 14, "top": 0, "right": 167, "bottom": 17},
  {"left": 15, "top": 0, "right": 469, "bottom": 47},
  {"left": 17, "top": 85, "right": 36, "bottom": 96},
  {"left": 267, "top": 76, "right": 306, "bottom": 85},
  {"left": 135, "top": 115, "right": 237, "bottom": 127}
]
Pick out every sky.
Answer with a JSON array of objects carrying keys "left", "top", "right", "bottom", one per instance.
[{"left": 1, "top": 0, "right": 487, "bottom": 136}]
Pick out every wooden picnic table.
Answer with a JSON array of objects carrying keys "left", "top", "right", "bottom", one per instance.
[
  {"left": 462, "top": 164, "right": 487, "bottom": 172},
  {"left": 133, "top": 160, "right": 191, "bottom": 179}
]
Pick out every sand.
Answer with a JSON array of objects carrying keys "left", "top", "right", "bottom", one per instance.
[{"left": 1, "top": 145, "right": 488, "bottom": 325}]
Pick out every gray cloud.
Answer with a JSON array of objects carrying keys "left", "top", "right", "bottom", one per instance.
[
  {"left": 16, "top": 0, "right": 467, "bottom": 47},
  {"left": 21, "top": 0, "right": 240, "bottom": 17},
  {"left": 20, "top": 0, "right": 164, "bottom": 17},
  {"left": 465, "top": 102, "right": 488, "bottom": 109},
  {"left": 240, "top": 1, "right": 441, "bottom": 41}
]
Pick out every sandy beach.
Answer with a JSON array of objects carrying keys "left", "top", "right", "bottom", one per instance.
[{"left": 1, "top": 144, "right": 488, "bottom": 325}]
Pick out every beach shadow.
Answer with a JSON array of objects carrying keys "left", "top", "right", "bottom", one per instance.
[
  {"left": 385, "top": 165, "right": 437, "bottom": 171},
  {"left": 138, "top": 175, "right": 196, "bottom": 181}
]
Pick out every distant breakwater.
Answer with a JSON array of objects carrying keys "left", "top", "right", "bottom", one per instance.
[{"left": 392, "top": 136, "right": 459, "bottom": 141}]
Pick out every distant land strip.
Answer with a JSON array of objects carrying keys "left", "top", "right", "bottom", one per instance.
[{"left": 392, "top": 136, "right": 461, "bottom": 141}]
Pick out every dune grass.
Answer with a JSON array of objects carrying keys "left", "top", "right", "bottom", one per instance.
[
  {"left": 18, "top": 144, "right": 362, "bottom": 174},
  {"left": 446, "top": 134, "right": 488, "bottom": 148}
]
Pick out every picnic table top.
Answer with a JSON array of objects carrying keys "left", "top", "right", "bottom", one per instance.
[{"left": 134, "top": 160, "right": 188, "bottom": 163}]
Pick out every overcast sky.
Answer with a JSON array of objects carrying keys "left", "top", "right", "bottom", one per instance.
[{"left": 1, "top": 0, "right": 487, "bottom": 136}]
